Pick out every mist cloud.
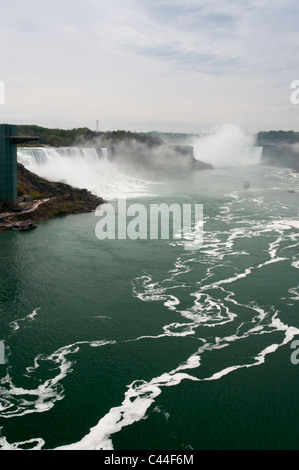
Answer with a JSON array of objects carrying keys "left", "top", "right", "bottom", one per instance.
[{"left": 192, "top": 124, "right": 261, "bottom": 167}]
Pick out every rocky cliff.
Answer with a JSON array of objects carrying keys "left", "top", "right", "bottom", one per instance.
[{"left": 0, "top": 163, "right": 105, "bottom": 229}]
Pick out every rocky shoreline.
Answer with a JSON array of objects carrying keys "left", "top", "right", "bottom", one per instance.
[{"left": 0, "top": 163, "right": 106, "bottom": 232}]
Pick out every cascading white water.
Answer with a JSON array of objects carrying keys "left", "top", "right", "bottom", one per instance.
[
  {"left": 17, "top": 147, "right": 102, "bottom": 167},
  {"left": 17, "top": 147, "right": 149, "bottom": 200},
  {"left": 100, "top": 148, "right": 109, "bottom": 163},
  {"left": 241, "top": 146, "right": 263, "bottom": 165},
  {"left": 193, "top": 124, "right": 263, "bottom": 167}
]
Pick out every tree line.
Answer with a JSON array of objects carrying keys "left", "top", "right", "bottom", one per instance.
[
  {"left": 17, "top": 125, "right": 163, "bottom": 148},
  {"left": 17, "top": 125, "right": 299, "bottom": 148}
]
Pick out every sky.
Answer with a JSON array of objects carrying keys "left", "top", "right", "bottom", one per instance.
[{"left": 0, "top": 0, "right": 299, "bottom": 133}]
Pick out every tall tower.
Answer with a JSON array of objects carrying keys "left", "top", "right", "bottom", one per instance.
[
  {"left": 0, "top": 124, "right": 39, "bottom": 204},
  {"left": 0, "top": 124, "right": 18, "bottom": 202}
]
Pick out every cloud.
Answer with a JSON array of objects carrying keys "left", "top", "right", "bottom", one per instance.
[
  {"left": 90, "top": 0, "right": 299, "bottom": 78},
  {"left": 0, "top": 0, "right": 299, "bottom": 131},
  {"left": 90, "top": 0, "right": 243, "bottom": 76}
]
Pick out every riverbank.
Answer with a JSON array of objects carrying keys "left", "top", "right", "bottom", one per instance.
[{"left": 0, "top": 163, "right": 106, "bottom": 231}]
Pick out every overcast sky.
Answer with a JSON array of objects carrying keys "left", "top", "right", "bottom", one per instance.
[{"left": 0, "top": 0, "right": 299, "bottom": 132}]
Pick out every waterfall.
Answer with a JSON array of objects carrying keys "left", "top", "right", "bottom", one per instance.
[
  {"left": 241, "top": 146, "right": 263, "bottom": 165},
  {"left": 17, "top": 146, "right": 149, "bottom": 200},
  {"left": 17, "top": 147, "right": 101, "bottom": 167},
  {"left": 193, "top": 124, "right": 263, "bottom": 167},
  {"left": 101, "top": 148, "right": 110, "bottom": 164}
]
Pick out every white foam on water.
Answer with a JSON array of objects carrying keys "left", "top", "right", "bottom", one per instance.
[
  {"left": 0, "top": 432, "right": 45, "bottom": 451},
  {"left": 54, "top": 371, "right": 199, "bottom": 450},
  {"left": 288, "top": 220, "right": 299, "bottom": 230},
  {"left": 9, "top": 308, "right": 41, "bottom": 332},
  {"left": 163, "top": 322, "right": 196, "bottom": 337},
  {"left": 292, "top": 260, "right": 299, "bottom": 269},
  {"left": 0, "top": 339, "right": 115, "bottom": 420},
  {"left": 171, "top": 355, "right": 202, "bottom": 373},
  {"left": 289, "top": 287, "right": 299, "bottom": 301},
  {"left": 52, "top": 300, "right": 299, "bottom": 450},
  {"left": 204, "top": 318, "right": 299, "bottom": 382},
  {"left": 174, "top": 291, "right": 234, "bottom": 329}
]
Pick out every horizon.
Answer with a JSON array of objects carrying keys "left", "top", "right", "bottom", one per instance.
[{"left": 10, "top": 122, "right": 299, "bottom": 136}]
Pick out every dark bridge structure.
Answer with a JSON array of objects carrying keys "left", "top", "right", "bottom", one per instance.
[{"left": 0, "top": 124, "right": 39, "bottom": 204}]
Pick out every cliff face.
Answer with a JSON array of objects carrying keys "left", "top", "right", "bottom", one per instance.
[
  {"left": 109, "top": 141, "right": 213, "bottom": 177},
  {"left": 257, "top": 131, "right": 299, "bottom": 171},
  {"left": 261, "top": 144, "right": 299, "bottom": 171},
  {"left": 0, "top": 163, "right": 105, "bottom": 226}
]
